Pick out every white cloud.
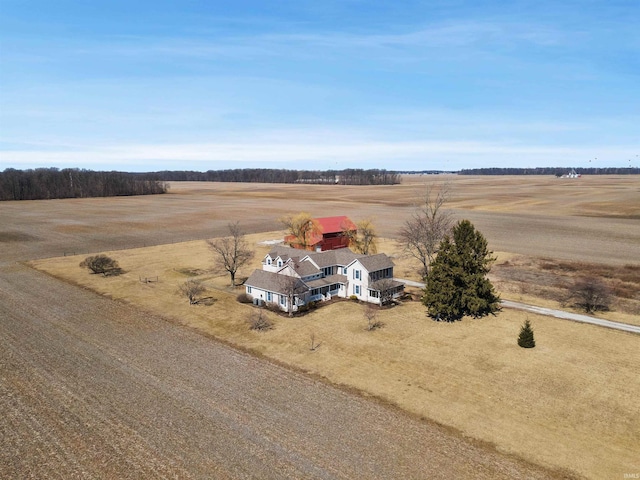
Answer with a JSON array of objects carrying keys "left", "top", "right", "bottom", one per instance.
[{"left": 2, "top": 139, "right": 636, "bottom": 171}]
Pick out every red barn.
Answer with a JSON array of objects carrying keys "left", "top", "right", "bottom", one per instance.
[{"left": 284, "top": 216, "right": 357, "bottom": 251}]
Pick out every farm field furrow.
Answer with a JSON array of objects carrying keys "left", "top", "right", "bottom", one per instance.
[
  {"left": 0, "top": 264, "right": 558, "bottom": 479},
  {"left": 1, "top": 175, "right": 638, "bottom": 479}
]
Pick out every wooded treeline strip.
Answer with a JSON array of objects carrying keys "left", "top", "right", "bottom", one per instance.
[
  {"left": 0, "top": 168, "right": 168, "bottom": 201},
  {"left": 459, "top": 167, "right": 640, "bottom": 175},
  {"left": 0, "top": 167, "right": 400, "bottom": 201},
  {"left": 141, "top": 168, "right": 401, "bottom": 185}
]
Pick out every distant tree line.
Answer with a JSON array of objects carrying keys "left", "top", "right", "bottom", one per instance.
[
  {"left": 142, "top": 168, "right": 401, "bottom": 185},
  {"left": 0, "top": 168, "right": 168, "bottom": 201},
  {"left": 459, "top": 167, "right": 639, "bottom": 175},
  {"left": 1, "top": 167, "right": 400, "bottom": 201}
]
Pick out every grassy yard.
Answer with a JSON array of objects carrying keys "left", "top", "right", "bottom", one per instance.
[{"left": 31, "top": 231, "right": 640, "bottom": 480}]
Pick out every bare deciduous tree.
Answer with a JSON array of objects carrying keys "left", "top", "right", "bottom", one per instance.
[
  {"left": 398, "top": 183, "right": 453, "bottom": 279},
  {"left": 343, "top": 218, "right": 378, "bottom": 255},
  {"left": 280, "top": 212, "right": 321, "bottom": 249},
  {"left": 363, "top": 303, "right": 383, "bottom": 331},
  {"left": 277, "top": 274, "right": 307, "bottom": 316},
  {"left": 178, "top": 279, "right": 206, "bottom": 305},
  {"left": 567, "top": 276, "right": 613, "bottom": 313},
  {"left": 207, "top": 222, "right": 254, "bottom": 287}
]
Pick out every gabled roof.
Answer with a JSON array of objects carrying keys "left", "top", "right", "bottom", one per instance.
[
  {"left": 305, "top": 248, "right": 364, "bottom": 268},
  {"left": 356, "top": 254, "right": 395, "bottom": 272},
  {"left": 283, "top": 216, "right": 357, "bottom": 249},
  {"left": 246, "top": 270, "right": 307, "bottom": 295},
  {"left": 305, "top": 274, "right": 347, "bottom": 289},
  {"left": 267, "top": 245, "right": 302, "bottom": 259},
  {"left": 315, "top": 216, "right": 357, "bottom": 234},
  {"left": 265, "top": 246, "right": 302, "bottom": 264},
  {"left": 293, "top": 260, "right": 320, "bottom": 278},
  {"left": 266, "top": 245, "right": 393, "bottom": 275}
]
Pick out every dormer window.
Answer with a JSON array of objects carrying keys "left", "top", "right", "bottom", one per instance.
[
  {"left": 267, "top": 258, "right": 272, "bottom": 265},
  {"left": 278, "top": 260, "right": 283, "bottom": 267}
]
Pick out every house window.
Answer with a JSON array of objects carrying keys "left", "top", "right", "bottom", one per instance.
[
  {"left": 342, "top": 267, "right": 347, "bottom": 275},
  {"left": 247, "top": 286, "right": 252, "bottom": 294},
  {"left": 355, "top": 285, "right": 360, "bottom": 295},
  {"left": 267, "top": 292, "right": 272, "bottom": 302},
  {"left": 278, "top": 260, "right": 283, "bottom": 267},
  {"left": 369, "top": 289, "right": 379, "bottom": 298},
  {"left": 354, "top": 270, "right": 361, "bottom": 280},
  {"left": 267, "top": 258, "right": 272, "bottom": 265},
  {"left": 280, "top": 295, "right": 286, "bottom": 306}
]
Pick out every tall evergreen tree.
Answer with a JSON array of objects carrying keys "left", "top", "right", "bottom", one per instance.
[{"left": 422, "top": 220, "right": 500, "bottom": 321}]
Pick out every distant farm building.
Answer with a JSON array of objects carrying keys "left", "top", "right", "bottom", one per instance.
[
  {"left": 561, "top": 169, "right": 582, "bottom": 178},
  {"left": 284, "top": 216, "right": 357, "bottom": 252}
]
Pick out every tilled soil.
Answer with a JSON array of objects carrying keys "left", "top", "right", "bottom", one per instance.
[
  {"left": 4, "top": 179, "right": 619, "bottom": 479},
  {"left": 0, "top": 264, "right": 562, "bottom": 479}
]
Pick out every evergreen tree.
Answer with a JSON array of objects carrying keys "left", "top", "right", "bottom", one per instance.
[
  {"left": 422, "top": 220, "right": 500, "bottom": 321},
  {"left": 517, "top": 318, "right": 536, "bottom": 348}
]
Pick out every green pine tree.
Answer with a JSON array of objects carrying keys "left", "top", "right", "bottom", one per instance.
[
  {"left": 422, "top": 220, "right": 500, "bottom": 321},
  {"left": 518, "top": 318, "right": 536, "bottom": 348}
]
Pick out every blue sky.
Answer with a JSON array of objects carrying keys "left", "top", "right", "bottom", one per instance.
[{"left": 1, "top": 0, "right": 638, "bottom": 172}]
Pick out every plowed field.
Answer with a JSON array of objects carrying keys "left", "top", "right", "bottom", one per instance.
[{"left": 2, "top": 175, "right": 638, "bottom": 479}]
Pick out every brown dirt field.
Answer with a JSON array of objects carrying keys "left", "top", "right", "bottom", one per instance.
[
  {"left": 5, "top": 264, "right": 563, "bottom": 479},
  {"left": 2, "top": 176, "right": 639, "bottom": 479},
  {"left": 2, "top": 175, "right": 639, "bottom": 266}
]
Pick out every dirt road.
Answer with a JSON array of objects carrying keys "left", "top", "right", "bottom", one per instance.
[{"left": 0, "top": 263, "right": 561, "bottom": 479}]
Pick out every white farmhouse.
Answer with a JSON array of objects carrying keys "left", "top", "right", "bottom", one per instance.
[{"left": 245, "top": 246, "right": 404, "bottom": 312}]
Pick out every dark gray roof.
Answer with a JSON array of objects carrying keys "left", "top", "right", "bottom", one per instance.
[
  {"left": 305, "top": 248, "right": 364, "bottom": 268},
  {"left": 246, "top": 270, "right": 307, "bottom": 295},
  {"left": 294, "top": 260, "right": 320, "bottom": 277},
  {"left": 305, "top": 274, "right": 347, "bottom": 289},
  {"left": 263, "top": 245, "right": 395, "bottom": 280},
  {"left": 264, "top": 246, "right": 304, "bottom": 266},
  {"left": 267, "top": 245, "right": 302, "bottom": 259},
  {"left": 354, "top": 254, "right": 394, "bottom": 272},
  {"left": 370, "top": 279, "right": 405, "bottom": 291}
]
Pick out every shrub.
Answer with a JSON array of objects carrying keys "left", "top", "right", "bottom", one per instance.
[
  {"left": 236, "top": 292, "right": 253, "bottom": 304},
  {"left": 350, "top": 295, "right": 358, "bottom": 301},
  {"left": 79, "top": 254, "right": 122, "bottom": 276},
  {"left": 264, "top": 302, "right": 281, "bottom": 313},
  {"left": 249, "top": 310, "right": 272, "bottom": 331},
  {"left": 517, "top": 319, "right": 536, "bottom": 348}
]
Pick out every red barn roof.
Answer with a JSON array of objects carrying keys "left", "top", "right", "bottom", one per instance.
[
  {"left": 284, "top": 215, "right": 357, "bottom": 251},
  {"left": 316, "top": 216, "right": 357, "bottom": 234}
]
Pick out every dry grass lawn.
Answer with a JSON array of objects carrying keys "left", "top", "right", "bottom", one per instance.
[{"left": 32, "top": 230, "right": 640, "bottom": 480}]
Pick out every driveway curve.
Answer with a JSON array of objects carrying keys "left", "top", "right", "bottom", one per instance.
[{"left": 397, "top": 279, "right": 639, "bottom": 334}]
